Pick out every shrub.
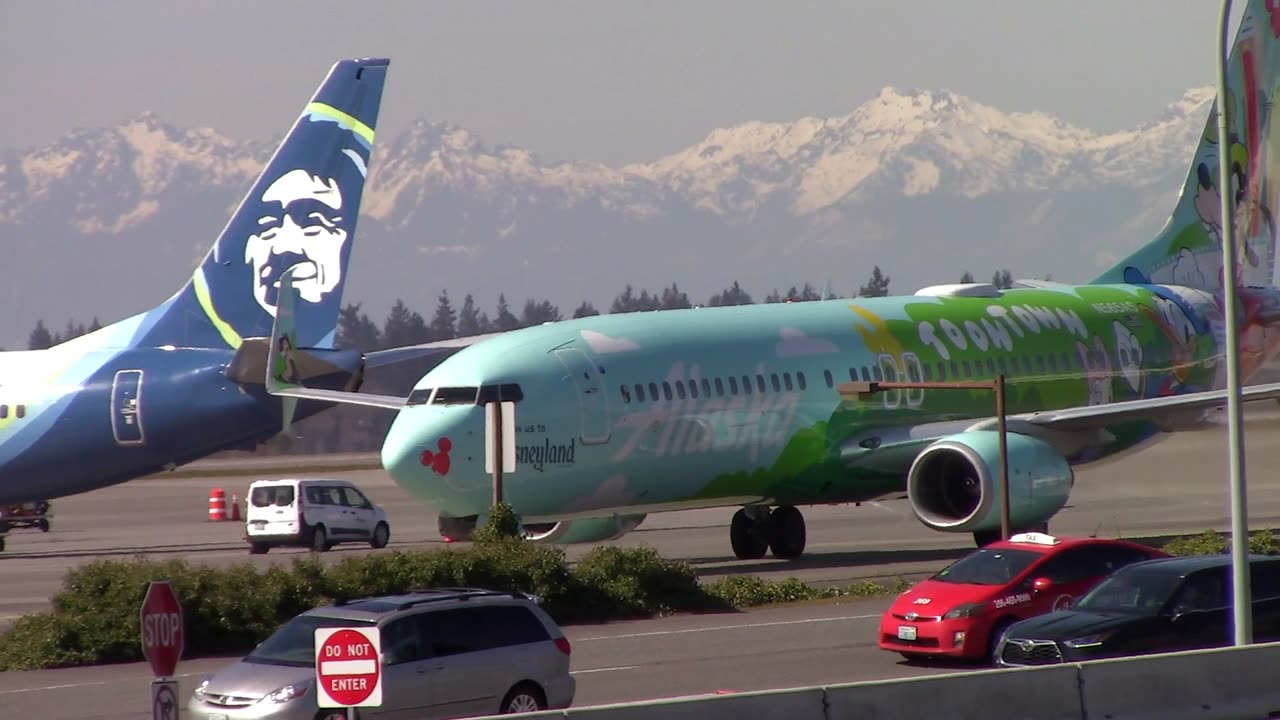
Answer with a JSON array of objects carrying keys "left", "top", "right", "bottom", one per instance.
[
  {"left": 0, "top": 542, "right": 904, "bottom": 671},
  {"left": 473, "top": 502, "right": 522, "bottom": 543},
  {"left": 1163, "top": 529, "right": 1280, "bottom": 556}
]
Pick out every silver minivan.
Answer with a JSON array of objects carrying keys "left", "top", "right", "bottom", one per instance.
[{"left": 188, "top": 588, "right": 575, "bottom": 720}]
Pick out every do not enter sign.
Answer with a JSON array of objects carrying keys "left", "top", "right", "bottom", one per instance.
[{"left": 315, "top": 627, "right": 383, "bottom": 708}]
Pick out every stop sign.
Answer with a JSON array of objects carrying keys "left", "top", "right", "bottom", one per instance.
[
  {"left": 139, "top": 581, "right": 184, "bottom": 678},
  {"left": 315, "top": 627, "right": 383, "bottom": 708}
]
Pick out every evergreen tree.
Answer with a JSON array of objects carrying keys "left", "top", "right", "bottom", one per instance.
[
  {"left": 764, "top": 289, "right": 784, "bottom": 303},
  {"left": 785, "top": 282, "right": 822, "bottom": 302},
  {"left": 429, "top": 290, "right": 457, "bottom": 341},
  {"left": 457, "top": 294, "right": 484, "bottom": 337},
  {"left": 521, "top": 299, "right": 562, "bottom": 326},
  {"left": 610, "top": 284, "right": 638, "bottom": 314},
  {"left": 659, "top": 282, "right": 691, "bottom": 310},
  {"left": 27, "top": 320, "right": 53, "bottom": 350},
  {"left": 992, "top": 269, "right": 1014, "bottom": 289},
  {"left": 708, "top": 280, "right": 753, "bottom": 306},
  {"left": 494, "top": 294, "right": 521, "bottom": 331},
  {"left": 573, "top": 301, "right": 600, "bottom": 318},
  {"left": 381, "top": 299, "right": 430, "bottom": 349},
  {"left": 858, "top": 266, "right": 891, "bottom": 297},
  {"left": 960, "top": 271, "right": 974, "bottom": 283},
  {"left": 336, "top": 303, "right": 381, "bottom": 349},
  {"left": 88, "top": 317, "right": 102, "bottom": 333}
]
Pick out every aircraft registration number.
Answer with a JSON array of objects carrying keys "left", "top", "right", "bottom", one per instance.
[{"left": 897, "top": 626, "right": 917, "bottom": 641}]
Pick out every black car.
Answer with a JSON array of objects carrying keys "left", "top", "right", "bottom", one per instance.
[{"left": 995, "top": 553, "right": 1280, "bottom": 667}]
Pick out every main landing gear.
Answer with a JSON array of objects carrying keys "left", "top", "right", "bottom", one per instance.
[{"left": 730, "top": 505, "right": 806, "bottom": 560}]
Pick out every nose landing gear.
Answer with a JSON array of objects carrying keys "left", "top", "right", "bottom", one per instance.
[{"left": 730, "top": 505, "right": 807, "bottom": 560}]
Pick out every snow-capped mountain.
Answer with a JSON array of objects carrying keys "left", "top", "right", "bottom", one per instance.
[{"left": 0, "top": 86, "right": 1213, "bottom": 348}]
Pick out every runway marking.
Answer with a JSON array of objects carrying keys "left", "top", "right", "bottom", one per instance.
[
  {"left": 0, "top": 671, "right": 205, "bottom": 696},
  {"left": 576, "top": 612, "right": 881, "bottom": 642},
  {"left": 571, "top": 665, "right": 637, "bottom": 675}
]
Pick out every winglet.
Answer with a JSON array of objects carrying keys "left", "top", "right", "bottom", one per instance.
[
  {"left": 264, "top": 265, "right": 409, "bottom": 414},
  {"left": 266, "top": 266, "right": 303, "bottom": 431}
]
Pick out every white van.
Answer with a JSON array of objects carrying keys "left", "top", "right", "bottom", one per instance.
[{"left": 244, "top": 478, "right": 390, "bottom": 554}]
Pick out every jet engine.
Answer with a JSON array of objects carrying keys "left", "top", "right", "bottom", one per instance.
[{"left": 907, "top": 431, "right": 1073, "bottom": 535}]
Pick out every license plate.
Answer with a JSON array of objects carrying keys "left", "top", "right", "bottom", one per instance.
[
  {"left": 251, "top": 520, "right": 267, "bottom": 526},
  {"left": 897, "top": 625, "right": 918, "bottom": 641},
  {"left": 208, "top": 714, "right": 228, "bottom": 720}
]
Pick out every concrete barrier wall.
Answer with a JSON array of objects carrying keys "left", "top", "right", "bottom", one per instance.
[{"left": 467, "top": 641, "right": 1280, "bottom": 720}]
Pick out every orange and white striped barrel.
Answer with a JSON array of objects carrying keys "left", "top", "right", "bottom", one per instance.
[{"left": 208, "top": 487, "right": 227, "bottom": 522}]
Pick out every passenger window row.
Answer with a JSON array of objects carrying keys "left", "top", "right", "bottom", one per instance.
[
  {"left": 617, "top": 344, "right": 1181, "bottom": 404},
  {"left": 0, "top": 405, "right": 26, "bottom": 420}
]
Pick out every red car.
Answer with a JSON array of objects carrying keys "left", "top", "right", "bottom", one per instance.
[{"left": 879, "top": 532, "right": 1168, "bottom": 663}]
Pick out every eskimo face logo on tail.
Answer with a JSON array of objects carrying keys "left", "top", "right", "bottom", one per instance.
[{"left": 245, "top": 169, "right": 350, "bottom": 316}]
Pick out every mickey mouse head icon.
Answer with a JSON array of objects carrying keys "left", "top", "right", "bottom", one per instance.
[{"left": 420, "top": 437, "right": 453, "bottom": 476}]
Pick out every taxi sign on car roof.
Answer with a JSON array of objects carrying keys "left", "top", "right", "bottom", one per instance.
[{"left": 1008, "top": 532, "right": 1059, "bottom": 546}]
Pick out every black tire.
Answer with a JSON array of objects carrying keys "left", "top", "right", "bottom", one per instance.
[
  {"left": 370, "top": 522, "right": 390, "bottom": 549},
  {"left": 730, "top": 509, "right": 768, "bottom": 560},
  {"left": 973, "top": 529, "right": 1001, "bottom": 547},
  {"left": 316, "top": 711, "right": 350, "bottom": 720},
  {"left": 766, "top": 505, "right": 807, "bottom": 559},
  {"left": 0, "top": 536, "right": 6, "bottom": 552},
  {"left": 500, "top": 682, "right": 546, "bottom": 714},
  {"left": 899, "top": 651, "right": 929, "bottom": 663},
  {"left": 248, "top": 542, "right": 269, "bottom": 555},
  {"left": 36, "top": 519, "right": 49, "bottom": 532},
  {"left": 310, "top": 525, "right": 329, "bottom": 553},
  {"left": 988, "top": 618, "right": 1015, "bottom": 666}
]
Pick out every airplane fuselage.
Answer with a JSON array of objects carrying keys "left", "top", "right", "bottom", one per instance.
[{"left": 381, "top": 282, "right": 1275, "bottom": 526}]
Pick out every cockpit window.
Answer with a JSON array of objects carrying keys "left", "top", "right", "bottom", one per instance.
[
  {"left": 406, "top": 389, "right": 434, "bottom": 406},
  {"left": 432, "top": 387, "right": 480, "bottom": 405},
  {"left": 477, "top": 383, "right": 525, "bottom": 404}
]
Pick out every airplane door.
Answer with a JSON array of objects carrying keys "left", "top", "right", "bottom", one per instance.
[
  {"left": 110, "top": 370, "right": 146, "bottom": 446},
  {"left": 552, "top": 347, "right": 611, "bottom": 445}
]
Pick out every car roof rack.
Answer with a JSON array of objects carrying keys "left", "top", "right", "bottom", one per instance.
[{"left": 333, "top": 587, "right": 529, "bottom": 610}]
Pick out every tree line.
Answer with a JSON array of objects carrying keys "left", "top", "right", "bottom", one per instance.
[{"left": 20, "top": 265, "right": 1015, "bottom": 454}]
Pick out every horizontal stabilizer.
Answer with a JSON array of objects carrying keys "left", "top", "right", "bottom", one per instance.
[{"left": 362, "top": 331, "right": 505, "bottom": 369}]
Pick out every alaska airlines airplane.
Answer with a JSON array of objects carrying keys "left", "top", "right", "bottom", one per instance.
[
  {"left": 269, "top": 0, "right": 1280, "bottom": 560},
  {"left": 0, "top": 58, "right": 402, "bottom": 533}
]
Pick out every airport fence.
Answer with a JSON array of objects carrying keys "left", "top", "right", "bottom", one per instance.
[{"left": 477, "top": 641, "right": 1280, "bottom": 720}]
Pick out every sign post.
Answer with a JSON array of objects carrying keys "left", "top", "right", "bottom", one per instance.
[
  {"left": 485, "top": 400, "right": 517, "bottom": 505},
  {"left": 141, "top": 580, "right": 184, "bottom": 720},
  {"left": 315, "top": 626, "right": 383, "bottom": 719}
]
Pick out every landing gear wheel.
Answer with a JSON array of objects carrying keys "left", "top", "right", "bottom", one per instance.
[
  {"left": 766, "top": 505, "right": 806, "bottom": 559},
  {"left": 310, "top": 525, "right": 330, "bottom": 553},
  {"left": 730, "top": 509, "right": 769, "bottom": 560},
  {"left": 370, "top": 522, "right": 390, "bottom": 549}
]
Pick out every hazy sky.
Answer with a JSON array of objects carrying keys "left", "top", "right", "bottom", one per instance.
[{"left": 2, "top": 1, "right": 1236, "bottom": 166}]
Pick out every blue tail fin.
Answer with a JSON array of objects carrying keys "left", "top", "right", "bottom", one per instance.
[
  {"left": 1093, "top": 0, "right": 1278, "bottom": 291},
  {"left": 135, "top": 58, "right": 390, "bottom": 350}
]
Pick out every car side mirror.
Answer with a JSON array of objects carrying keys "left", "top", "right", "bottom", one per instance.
[{"left": 1032, "top": 577, "right": 1053, "bottom": 593}]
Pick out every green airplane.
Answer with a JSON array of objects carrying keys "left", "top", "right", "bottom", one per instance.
[{"left": 266, "top": 0, "right": 1280, "bottom": 560}]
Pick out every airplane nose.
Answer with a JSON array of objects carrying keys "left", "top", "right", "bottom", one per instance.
[{"left": 381, "top": 406, "right": 486, "bottom": 514}]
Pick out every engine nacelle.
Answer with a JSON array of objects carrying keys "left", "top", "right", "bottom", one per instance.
[
  {"left": 907, "top": 431, "right": 1073, "bottom": 533},
  {"left": 522, "top": 514, "right": 647, "bottom": 544},
  {"left": 436, "top": 513, "right": 647, "bottom": 544}
]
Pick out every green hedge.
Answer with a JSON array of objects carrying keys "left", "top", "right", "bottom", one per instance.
[
  {"left": 1161, "top": 529, "right": 1280, "bottom": 556},
  {"left": 0, "top": 535, "right": 906, "bottom": 671}
]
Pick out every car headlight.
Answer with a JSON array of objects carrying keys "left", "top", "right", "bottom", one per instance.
[
  {"left": 260, "top": 683, "right": 309, "bottom": 704},
  {"left": 942, "top": 602, "right": 989, "bottom": 620},
  {"left": 1063, "top": 633, "right": 1109, "bottom": 648}
]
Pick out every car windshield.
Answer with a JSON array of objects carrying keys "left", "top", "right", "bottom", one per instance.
[
  {"left": 246, "top": 615, "right": 376, "bottom": 667},
  {"left": 1072, "top": 564, "right": 1185, "bottom": 615},
  {"left": 930, "top": 548, "right": 1042, "bottom": 585}
]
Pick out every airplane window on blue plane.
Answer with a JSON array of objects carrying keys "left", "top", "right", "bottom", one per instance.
[
  {"left": 15, "top": 405, "right": 24, "bottom": 419},
  {"left": 649, "top": 382, "right": 659, "bottom": 400},
  {"left": 702, "top": 378, "right": 712, "bottom": 397},
  {"left": 662, "top": 382, "right": 673, "bottom": 401},
  {"left": 757, "top": 375, "right": 767, "bottom": 393},
  {"left": 783, "top": 373, "right": 793, "bottom": 391},
  {"left": 824, "top": 369, "right": 833, "bottom": 387},
  {"left": 729, "top": 377, "right": 739, "bottom": 395},
  {"left": 715, "top": 378, "right": 725, "bottom": 396},
  {"left": 621, "top": 386, "right": 631, "bottom": 403},
  {"left": 675, "top": 381, "right": 687, "bottom": 399},
  {"left": 689, "top": 379, "right": 700, "bottom": 399},
  {"left": 860, "top": 367, "right": 871, "bottom": 382},
  {"left": 0, "top": 406, "right": 6, "bottom": 419},
  {"left": 798, "top": 372, "right": 807, "bottom": 390},
  {"left": 635, "top": 384, "right": 646, "bottom": 402}
]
